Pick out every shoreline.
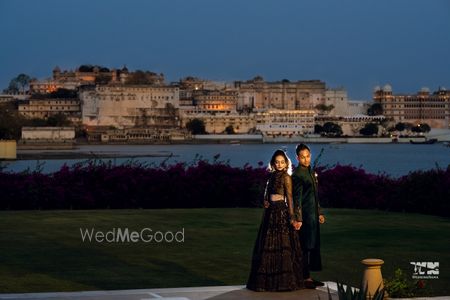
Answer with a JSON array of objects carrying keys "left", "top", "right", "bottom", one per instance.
[
  {"left": 3, "top": 134, "right": 447, "bottom": 161},
  {"left": 15, "top": 135, "right": 449, "bottom": 149},
  {"left": 14, "top": 151, "right": 179, "bottom": 161},
  {"left": 9, "top": 138, "right": 448, "bottom": 161}
]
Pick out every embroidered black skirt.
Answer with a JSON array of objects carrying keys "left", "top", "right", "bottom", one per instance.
[{"left": 246, "top": 201, "right": 304, "bottom": 291}]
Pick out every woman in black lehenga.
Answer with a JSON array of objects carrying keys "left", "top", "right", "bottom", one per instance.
[{"left": 246, "top": 149, "right": 304, "bottom": 292}]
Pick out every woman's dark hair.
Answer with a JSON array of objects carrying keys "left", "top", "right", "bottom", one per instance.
[
  {"left": 295, "top": 143, "right": 311, "bottom": 156},
  {"left": 268, "top": 149, "right": 292, "bottom": 173}
]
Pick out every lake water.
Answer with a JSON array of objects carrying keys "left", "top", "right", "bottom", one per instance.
[{"left": 2, "top": 143, "right": 450, "bottom": 177}]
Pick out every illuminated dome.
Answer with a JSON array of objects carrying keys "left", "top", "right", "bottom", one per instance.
[
  {"left": 382, "top": 84, "right": 392, "bottom": 92},
  {"left": 420, "top": 87, "right": 430, "bottom": 93},
  {"left": 373, "top": 85, "right": 381, "bottom": 92}
]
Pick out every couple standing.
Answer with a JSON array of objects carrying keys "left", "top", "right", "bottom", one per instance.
[{"left": 246, "top": 144, "right": 325, "bottom": 291}]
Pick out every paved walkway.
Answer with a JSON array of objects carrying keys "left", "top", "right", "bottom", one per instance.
[
  {"left": 1, "top": 284, "right": 449, "bottom": 300},
  {"left": 0, "top": 283, "right": 339, "bottom": 300}
]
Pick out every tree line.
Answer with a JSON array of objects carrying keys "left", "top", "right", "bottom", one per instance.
[{"left": 0, "top": 102, "right": 73, "bottom": 140}]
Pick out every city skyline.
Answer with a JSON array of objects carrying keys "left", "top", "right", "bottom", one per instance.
[{"left": 1, "top": 0, "right": 449, "bottom": 100}]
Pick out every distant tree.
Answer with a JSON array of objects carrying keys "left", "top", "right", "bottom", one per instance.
[
  {"left": 4, "top": 80, "right": 19, "bottom": 94},
  {"left": 395, "top": 122, "right": 406, "bottom": 131},
  {"left": 75, "top": 126, "right": 87, "bottom": 138},
  {"left": 78, "top": 65, "right": 94, "bottom": 72},
  {"left": 4, "top": 74, "right": 31, "bottom": 94},
  {"left": 323, "top": 122, "right": 343, "bottom": 136},
  {"left": 46, "top": 113, "right": 71, "bottom": 127},
  {"left": 78, "top": 65, "right": 109, "bottom": 73},
  {"left": 380, "top": 118, "right": 389, "bottom": 128},
  {"left": 367, "top": 103, "right": 383, "bottom": 116},
  {"left": 225, "top": 125, "right": 235, "bottom": 134},
  {"left": 95, "top": 74, "right": 113, "bottom": 84},
  {"left": 404, "top": 123, "right": 414, "bottom": 131},
  {"left": 395, "top": 122, "right": 406, "bottom": 132},
  {"left": 359, "top": 123, "right": 379, "bottom": 136},
  {"left": 16, "top": 74, "right": 32, "bottom": 93},
  {"left": 387, "top": 126, "right": 396, "bottom": 133},
  {"left": 0, "top": 103, "right": 27, "bottom": 139},
  {"left": 29, "top": 118, "right": 48, "bottom": 127},
  {"left": 52, "top": 88, "right": 78, "bottom": 98},
  {"left": 411, "top": 123, "right": 431, "bottom": 133},
  {"left": 186, "top": 118, "right": 206, "bottom": 134},
  {"left": 378, "top": 119, "right": 390, "bottom": 136},
  {"left": 281, "top": 79, "right": 290, "bottom": 83},
  {"left": 314, "top": 124, "right": 324, "bottom": 134},
  {"left": 183, "top": 76, "right": 198, "bottom": 81},
  {"left": 126, "top": 70, "right": 160, "bottom": 85},
  {"left": 315, "top": 104, "right": 335, "bottom": 114},
  {"left": 420, "top": 123, "right": 431, "bottom": 133}
]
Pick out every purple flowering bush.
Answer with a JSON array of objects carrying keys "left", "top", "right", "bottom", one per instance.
[
  {"left": 317, "top": 164, "right": 394, "bottom": 210},
  {"left": 0, "top": 157, "right": 267, "bottom": 210},
  {"left": 317, "top": 164, "right": 450, "bottom": 217},
  {"left": 0, "top": 158, "right": 448, "bottom": 217}
]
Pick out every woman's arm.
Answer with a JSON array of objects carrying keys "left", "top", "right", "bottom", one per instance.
[
  {"left": 263, "top": 179, "right": 270, "bottom": 208},
  {"left": 284, "top": 174, "right": 299, "bottom": 227}
]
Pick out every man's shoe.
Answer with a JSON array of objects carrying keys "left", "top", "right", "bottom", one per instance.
[
  {"left": 304, "top": 280, "right": 316, "bottom": 289},
  {"left": 312, "top": 279, "right": 325, "bottom": 286}
]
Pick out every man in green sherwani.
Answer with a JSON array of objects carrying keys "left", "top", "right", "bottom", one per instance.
[{"left": 292, "top": 143, "right": 325, "bottom": 289}]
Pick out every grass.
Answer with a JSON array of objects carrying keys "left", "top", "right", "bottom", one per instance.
[{"left": 0, "top": 208, "right": 448, "bottom": 295}]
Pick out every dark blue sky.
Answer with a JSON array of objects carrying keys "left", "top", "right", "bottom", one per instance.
[{"left": 1, "top": 0, "right": 449, "bottom": 99}]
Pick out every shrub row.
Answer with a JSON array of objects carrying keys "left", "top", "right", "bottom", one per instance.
[
  {"left": 318, "top": 164, "right": 450, "bottom": 217},
  {"left": 0, "top": 159, "right": 448, "bottom": 217},
  {"left": 0, "top": 158, "right": 266, "bottom": 210}
]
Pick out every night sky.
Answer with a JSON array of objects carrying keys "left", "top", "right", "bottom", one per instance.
[{"left": 1, "top": 0, "right": 449, "bottom": 99}]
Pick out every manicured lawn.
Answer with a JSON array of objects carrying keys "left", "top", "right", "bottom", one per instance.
[{"left": 0, "top": 208, "right": 448, "bottom": 295}]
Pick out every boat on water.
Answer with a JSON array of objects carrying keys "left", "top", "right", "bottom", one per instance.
[{"left": 409, "top": 138, "right": 438, "bottom": 144}]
